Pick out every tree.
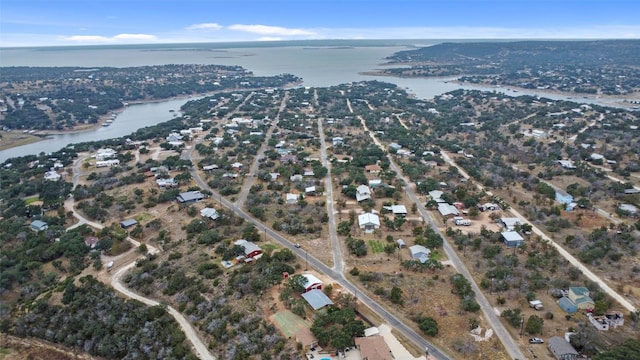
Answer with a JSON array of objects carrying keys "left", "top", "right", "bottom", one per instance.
[
  {"left": 390, "top": 286, "right": 404, "bottom": 305},
  {"left": 525, "top": 315, "right": 544, "bottom": 334},
  {"left": 419, "top": 317, "right": 439, "bottom": 336}
]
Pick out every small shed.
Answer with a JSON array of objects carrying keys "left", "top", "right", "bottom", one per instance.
[
  {"left": 396, "top": 239, "right": 406, "bottom": 248},
  {"left": 120, "top": 219, "right": 138, "bottom": 229},
  {"left": 558, "top": 297, "right": 578, "bottom": 314},
  {"left": 502, "top": 231, "right": 524, "bottom": 247}
]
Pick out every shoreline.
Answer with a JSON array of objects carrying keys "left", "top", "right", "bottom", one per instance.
[{"left": 4, "top": 83, "right": 302, "bottom": 152}]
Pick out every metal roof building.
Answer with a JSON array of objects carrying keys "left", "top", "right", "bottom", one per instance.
[{"left": 301, "top": 289, "right": 334, "bottom": 310}]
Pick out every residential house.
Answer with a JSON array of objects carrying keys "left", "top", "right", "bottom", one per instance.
[
  {"left": 44, "top": 170, "right": 61, "bottom": 181},
  {"left": 547, "top": 336, "right": 579, "bottom": 360},
  {"left": 618, "top": 203, "right": 638, "bottom": 215},
  {"left": 234, "top": 239, "right": 263, "bottom": 259},
  {"left": 502, "top": 231, "right": 524, "bottom": 248},
  {"left": 354, "top": 336, "right": 393, "bottom": 360},
  {"left": 384, "top": 205, "right": 407, "bottom": 217},
  {"left": 156, "top": 178, "right": 177, "bottom": 188},
  {"left": 557, "top": 297, "right": 578, "bottom": 314},
  {"left": 95, "top": 148, "right": 117, "bottom": 161},
  {"left": 176, "top": 191, "right": 205, "bottom": 204},
  {"left": 557, "top": 160, "right": 577, "bottom": 169},
  {"left": 30, "top": 220, "right": 48, "bottom": 232},
  {"left": 304, "top": 186, "right": 317, "bottom": 196},
  {"left": 478, "top": 203, "right": 499, "bottom": 211},
  {"left": 84, "top": 236, "right": 99, "bottom": 249},
  {"left": 290, "top": 174, "right": 303, "bottom": 182},
  {"left": 280, "top": 154, "right": 298, "bottom": 164},
  {"left": 231, "top": 162, "right": 243, "bottom": 171},
  {"left": 368, "top": 179, "right": 383, "bottom": 188},
  {"left": 301, "top": 289, "right": 334, "bottom": 310},
  {"left": 365, "top": 164, "right": 382, "bottom": 174},
  {"left": 201, "top": 207, "right": 220, "bottom": 220},
  {"left": 120, "top": 219, "right": 138, "bottom": 229},
  {"left": 555, "top": 190, "right": 574, "bottom": 205},
  {"left": 590, "top": 153, "right": 605, "bottom": 161},
  {"left": 269, "top": 172, "right": 280, "bottom": 181},
  {"left": 429, "top": 190, "right": 444, "bottom": 203},
  {"left": 285, "top": 193, "right": 300, "bottom": 204},
  {"left": 358, "top": 212, "right": 380, "bottom": 233},
  {"left": 568, "top": 287, "right": 595, "bottom": 311},
  {"left": 356, "top": 185, "right": 372, "bottom": 202},
  {"left": 624, "top": 188, "right": 640, "bottom": 195},
  {"left": 409, "top": 245, "right": 431, "bottom": 263},
  {"left": 332, "top": 137, "right": 344, "bottom": 146},
  {"left": 202, "top": 164, "right": 219, "bottom": 171},
  {"left": 499, "top": 217, "right": 523, "bottom": 231},
  {"left": 96, "top": 159, "right": 120, "bottom": 168},
  {"left": 303, "top": 168, "right": 315, "bottom": 177},
  {"left": 301, "top": 273, "right": 323, "bottom": 293},
  {"left": 438, "top": 203, "right": 459, "bottom": 217}
]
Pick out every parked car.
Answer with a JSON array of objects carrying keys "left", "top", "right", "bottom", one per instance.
[
  {"left": 294, "top": 243, "right": 301, "bottom": 248},
  {"left": 529, "top": 338, "right": 544, "bottom": 344}
]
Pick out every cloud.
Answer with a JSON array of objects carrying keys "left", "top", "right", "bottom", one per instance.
[
  {"left": 61, "top": 33, "right": 157, "bottom": 43},
  {"left": 256, "top": 37, "right": 283, "bottom": 41},
  {"left": 186, "top": 23, "right": 223, "bottom": 31},
  {"left": 228, "top": 24, "right": 315, "bottom": 36}
]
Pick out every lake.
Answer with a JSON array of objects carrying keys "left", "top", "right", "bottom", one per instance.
[{"left": 0, "top": 40, "right": 634, "bottom": 160}]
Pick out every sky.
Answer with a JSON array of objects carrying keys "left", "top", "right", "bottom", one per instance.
[{"left": 1, "top": 0, "right": 639, "bottom": 47}]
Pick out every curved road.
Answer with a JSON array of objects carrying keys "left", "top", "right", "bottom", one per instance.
[{"left": 66, "top": 155, "right": 216, "bottom": 360}]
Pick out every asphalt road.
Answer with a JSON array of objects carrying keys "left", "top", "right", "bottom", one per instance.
[
  {"left": 442, "top": 151, "right": 637, "bottom": 313},
  {"left": 353, "top": 102, "right": 526, "bottom": 360},
  {"left": 188, "top": 161, "right": 452, "bottom": 360}
]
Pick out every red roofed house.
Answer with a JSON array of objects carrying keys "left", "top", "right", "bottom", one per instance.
[
  {"left": 301, "top": 273, "right": 323, "bottom": 293},
  {"left": 234, "top": 239, "right": 263, "bottom": 259}
]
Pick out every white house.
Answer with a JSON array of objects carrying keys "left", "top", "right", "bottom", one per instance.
[
  {"left": 358, "top": 212, "right": 380, "bottom": 233},
  {"left": 200, "top": 207, "right": 220, "bottom": 220},
  {"left": 384, "top": 205, "right": 407, "bottom": 217},
  {"left": 44, "top": 170, "right": 61, "bottom": 181},
  {"left": 356, "top": 185, "right": 372, "bottom": 202},
  {"left": 409, "top": 245, "right": 431, "bottom": 263}
]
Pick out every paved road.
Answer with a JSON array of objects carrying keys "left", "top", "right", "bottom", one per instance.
[
  {"left": 441, "top": 151, "right": 638, "bottom": 313},
  {"left": 188, "top": 161, "right": 451, "bottom": 360},
  {"left": 352, "top": 102, "right": 525, "bottom": 360}
]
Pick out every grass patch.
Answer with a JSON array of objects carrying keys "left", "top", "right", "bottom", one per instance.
[
  {"left": 368, "top": 240, "right": 384, "bottom": 253},
  {"left": 262, "top": 243, "right": 278, "bottom": 252},
  {"left": 134, "top": 212, "right": 155, "bottom": 222},
  {"left": 24, "top": 196, "right": 41, "bottom": 205}
]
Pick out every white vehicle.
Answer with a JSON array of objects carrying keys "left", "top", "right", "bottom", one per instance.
[{"left": 529, "top": 300, "right": 543, "bottom": 310}]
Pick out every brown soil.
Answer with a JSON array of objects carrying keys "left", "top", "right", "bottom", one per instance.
[{"left": 0, "top": 334, "right": 101, "bottom": 360}]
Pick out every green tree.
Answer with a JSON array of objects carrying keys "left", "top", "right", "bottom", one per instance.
[
  {"left": 419, "top": 317, "right": 439, "bottom": 336},
  {"left": 525, "top": 315, "right": 544, "bottom": 335},
  {"left": 390, "top": 286, "right": 404, "bottom": 305}
]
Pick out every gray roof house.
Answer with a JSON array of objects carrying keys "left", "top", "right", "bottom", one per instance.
[
  {"left": 177, "top": 191, "right": 205, "bottom": 203},
  {"left": 201, "top": 207, "right": 220, "bottom": 220},
  {"left": 30, "top": 220, "right": 48, "bottom": 232},
  {"left": 547, "top": 336, "right": 579, "bottom": 360},
  {"left": 502, "top": 231, "right": 524, "bottom": 248},
  {"left": 301, "top": 289, "right": 334, "bottom": 310},
  {"left": 120, "top": 219, "right": 138, "bottom": 229},
  {"left": 409, "top": 245, "right": 431, "bottom": 263}
]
